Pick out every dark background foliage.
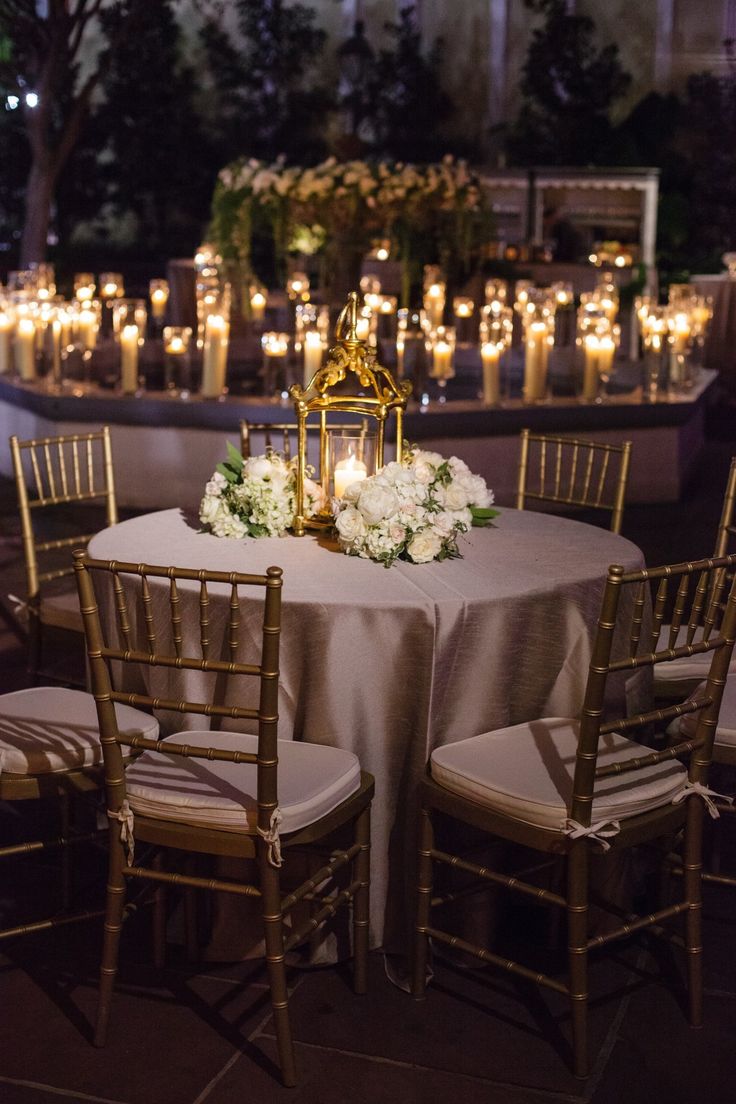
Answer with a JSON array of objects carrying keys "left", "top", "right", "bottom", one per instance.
[{"left": 0, "top": 0, "right": 734, "bottom": 280}]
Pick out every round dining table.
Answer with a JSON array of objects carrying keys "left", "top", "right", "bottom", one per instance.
[{"left": 88, "top": 506, "right": 644, "bottom": 953}]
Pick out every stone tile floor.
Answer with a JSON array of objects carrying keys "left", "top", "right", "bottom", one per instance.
[{"left": 1, "top": 413, "right": 735, "bottom": 1103}]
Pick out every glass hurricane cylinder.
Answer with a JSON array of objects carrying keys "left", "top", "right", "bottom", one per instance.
[
  {"left": 328, "top": 429, "right": 377, "bottom": 500},
  {"left": 521, "top": 296, "right": 555, "bottom": 403},
  {"left": 149, "top": 278, "right": 169, "bottom": 323},
  {"left": 163, "top": 326, "right": 193, "bottom": 396},
  {"left": 74, "top": 273, "right": 95, "bottom": 301},
  {"left": 112, "top": 299, "right": 147, "bottom": 341},
  {"left": 423, "top": 266, "right": 446, "bottom": 328},
  {"left": 119, "top": 324, "right": 141, "bottom": 395},
  {"left": 261, "top": 331, "right": 290, "bottom": 396}
]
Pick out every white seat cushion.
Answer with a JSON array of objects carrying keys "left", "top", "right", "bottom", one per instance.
[
  {"left": 674, "top": 678, "right": 736, "bottom": 749},
  {"left": 0, "top": 687, "right": 159, "bottom": 775},
  {"left": 430, "top": 717, "right": 687, "bottom": 832},
  {"left": 125, "top": 730, "right": 362, "bottom": 835},
  {"left": 653, "top": 624, "right": 734, "bottom": 687}
]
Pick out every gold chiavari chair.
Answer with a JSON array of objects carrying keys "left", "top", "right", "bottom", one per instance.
[
  {"left": 239, "top": 417, "right": 369, "bottom": 459},
  {"left": 516, "top": 429, "right": 632, "bottom": 534},
  {"left": 9, "top": 427, "right": 118, "bottom": 683},
  {"left": 412, "top": 554, "right": 736, "bottom": 1079},
  {"left": 654, "top": 457, "right": 736, "bottom": 698},
  {"left": 73, "top": 552, "right": 374, "bottom": 1088},
  {"left": 0, "top": 689, "right": 158, "bottom": 942}
]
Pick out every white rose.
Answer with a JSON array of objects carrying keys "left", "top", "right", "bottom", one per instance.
[
  {"left": 335, "top": 505, "right": 367, "bottom": 543},
  {"left": 356, "top": 481, "right": 400, "bottom": 525},
  {"left": 438, "top": 482, "right": 470, "bottom": 511},
  {"left": 407, "top": 529, "right": 443, "bottom": 564},
  {"left": 433, "top": 511, "right": 457, "bottom": 537},
  {"left": 243, "top": 456, "right": 272, "bottom": 480},
  {"left": 412, "top": 449, "right": 444, "bottom": 469}
]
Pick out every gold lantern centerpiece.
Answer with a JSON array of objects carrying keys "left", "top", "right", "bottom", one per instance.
[{"left": 289, "top": 291, "right": 413, "bottom": 536}]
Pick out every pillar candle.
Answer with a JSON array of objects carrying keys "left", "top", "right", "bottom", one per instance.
[
  {"left": 523, "top": 322, "right": 549, "bottom": 402},
  {"left": 150, "top": 287, "right": 168, "bottom": 319},
  {"left": 0, "top": 312, "right": 12, "bottom": 374},
  {"left": 480, "top": 343, "right": 501, "bottom": 404},
  {"left": 202, "top": 314, "right": 229, "bottom": 397},
  {"left": 250, "top": 291, "right": 266, "bottom": 321},
  {"left": 582, "top": 335, "right": 600, "bottom": 401},
  {"left": 120, "top": 324, "right": 140, "bottom": 394},
  {"left": 334, "top": 457, "right": 367, "bottom": 499},
  {"left": 303, "top": 331, "right": 323, "bottom": 387},
  {"left": 431, "top": 340, "right": 454, "bottom": 379},
  {"left": 15, "top": 318, "right": 37, "bottom": 381}
]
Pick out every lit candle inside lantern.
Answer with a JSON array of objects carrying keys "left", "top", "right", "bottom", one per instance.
[
  {"left": 453, "top": 297, "right": 474, "bottom": 320},
  {"left": 0, "top": 312, "right": 12, "bottom": 374},
  {"left": 523, "top": 321, "right": 549, "bottom": 402},
  {"left": 202, "top": 314, "right": 229, "bottom": 397},
  {"left": 480, "top": 342, "right": 501, "bottom": 404},
  {"left": 15, "top": 317, "right": 37, "bottom": 381},
  {"left": 250, "top": 290, "right": 266, "bottom": 321},
  {"left": 303, "top": 330, "right": 323, "bottom": 387},
  {"left": 150, "top": 280, "right": 169, "bottom": 319},
  {"left": 333, "top": 455, "right": 368, "bottom": 499},
  {"left": 120, "top": 324, "right": 140, "bottom": 394}
]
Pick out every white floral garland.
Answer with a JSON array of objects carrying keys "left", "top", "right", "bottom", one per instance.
[{"left": 333, "top": 447, "right": 497, "bottom": 567}]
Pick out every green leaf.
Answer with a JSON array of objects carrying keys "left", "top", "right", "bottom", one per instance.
[
  {"left": 225, "top": 440, "right": 244, "bottom": 472},
  {"left": 216, "top": 461, "right": 239, "bottom": 483},
  {"left": 471, "top": 506, "right": 500, "bottom": 527}
]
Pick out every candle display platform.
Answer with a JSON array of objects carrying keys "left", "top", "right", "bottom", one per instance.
[{"left": 0, "top": 368, "right": 715, "bottom": 511}]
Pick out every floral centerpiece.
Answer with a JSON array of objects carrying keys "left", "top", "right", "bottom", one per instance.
[
  {"left": 199, "top": 442, "right": 325, "bottom": 539},
  {"left": 210, "top": 155, "right": 491, "bottom": 304},
  {"left": 332, "top": 447, "right": 497, "bottom": 567}
]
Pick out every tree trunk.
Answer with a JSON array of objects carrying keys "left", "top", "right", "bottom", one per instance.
[{"left": 20, "top": 156, "right": 56, "bottom": 265}]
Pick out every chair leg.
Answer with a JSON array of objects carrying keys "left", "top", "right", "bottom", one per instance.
[
  {"left": 683, "top": 796, "right": 704, "bottom": 1028},
  {"left": 184, "top": 856, "right": 199, "bottom": 963},
  {"left": 352, "top": 805, "right": 371, "bottom": 995},
  {"left": 59, "top": 790, "right": 72, "bottom": 910},
  {"left": 152, "top": 851, "right": 166, "bottom": 970},
  {"left": 95, "top": 828, "right": 128, "bottom": 1047},
  {"left": 259, "top": 848, "right": 296, "bottom": 1088},
  {"left": 411, "top": 803, "right": 434, "bottom": 1000},
  {"left": 566, "top": 842, "right": 589, "bottom": 1079},
  {"left": 27, "top": 611, "right": 42, "bottom": 686}
]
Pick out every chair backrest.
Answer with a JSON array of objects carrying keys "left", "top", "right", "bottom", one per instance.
[
  {"left": 73, "top": 553, "right": 283, "bottom": 839},
  {"left": 571, "top": 553, "right": 736, "bottom": 828},
  {"left": 713, "top": 457, "right": 736, "bottom": 557},
  {"left": 240, "top": 418, "right": 369, "bottom": 460},
  {"left": 10, "top": 427, "right": 118, "bottom": 601},
  {"left": 516, "top": 429, "right": 632, "bottom": 534}
]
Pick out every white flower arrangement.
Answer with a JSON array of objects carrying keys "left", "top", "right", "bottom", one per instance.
[
  {"left": 332, "top": 447, "right": 498, "bottom": 567},
  {"left": 199, "top": 442, "right": 325, "bottom": 539}
]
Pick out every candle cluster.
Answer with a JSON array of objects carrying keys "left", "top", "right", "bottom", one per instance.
[{"left": 635, "top": 283, "right": 713, "bottom": 398}]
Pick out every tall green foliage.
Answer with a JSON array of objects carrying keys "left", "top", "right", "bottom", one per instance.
[
  {"left": 507, "top": 0, "right": 630, "bottom": 166},
  {"left": 200, "top": 0, "right": 331, "bottom": 165},
  {"left": 92, "top": 0, "right": 212, "bottom": 257},
  {"left": 369, "top": 5, "right": 454, "bottom": 162}
]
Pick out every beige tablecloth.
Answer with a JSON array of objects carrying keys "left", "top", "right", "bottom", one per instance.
[{"left": 89, "top": 507, "right": 644, "bottom": 951}]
